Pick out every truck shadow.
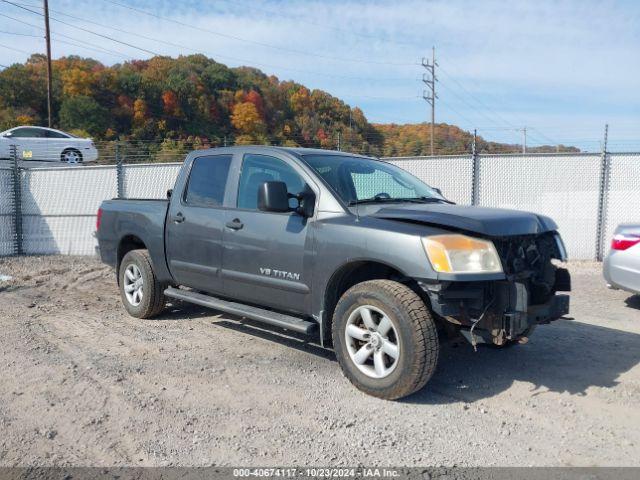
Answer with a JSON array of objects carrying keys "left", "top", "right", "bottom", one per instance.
[
  {"left": 404, "top": 319, "right": 640, "bottom": 404},
  {"left": 625, "top": 294, "right": 640, "bottom": 310},
  {"left": 159, "top": 302, "right": 335, "bottom": 360},
  {"left": 159, "top": 304, "right": 640, "bottom": 404}
]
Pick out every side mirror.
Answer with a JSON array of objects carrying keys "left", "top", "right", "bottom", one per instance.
[
  {"left": 258, "top": 181, "right": 290, "bottom": 213},
  {"left": 167, "top": 189, "right": 173, "bottom": 199},
  {"left": 433, "top": 187, "right": 443, "bottom": 196}
]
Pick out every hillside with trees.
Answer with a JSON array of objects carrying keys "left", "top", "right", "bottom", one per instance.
[
  {"left": 375, "top": 123, "right": 578, "bottom": 156},
  {"left": 0, "top": 54, "right": 576, "bottom": 158}
]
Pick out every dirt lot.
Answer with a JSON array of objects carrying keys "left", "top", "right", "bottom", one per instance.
[{"left": 0, "top": 256, "right": 639, "bottom": 467}]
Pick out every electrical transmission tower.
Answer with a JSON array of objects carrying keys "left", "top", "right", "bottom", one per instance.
[{"left": 422, "top": 47, "right": 437, "bottom": 156}]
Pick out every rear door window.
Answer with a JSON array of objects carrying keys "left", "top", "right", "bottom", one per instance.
[
  {"left": 45, "top": 130, "right": 70, "bottom": 138},
  {"left": 184, "top": 154, "right": 233, "bottom": 207},
  {"left": 11, "top": 127, "right": 45, "bottom": 138}
]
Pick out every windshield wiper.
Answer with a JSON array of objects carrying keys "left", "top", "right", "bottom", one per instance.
[
  {"left": 348, "top": 197, "right": 400, "bottom": 206},
  {"left": 348, "top": 196, "right": 455, "bottom": 206},
  {"left": 412, "top": 196, "right": 456, "bottom": 204}
]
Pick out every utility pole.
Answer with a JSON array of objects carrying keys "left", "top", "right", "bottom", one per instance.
[
  {"left": 595, "top": 123, "right": 610, "bottom": 261},
  {"left": 471, "top": 129, "right": 480, "bottom": 206},
  {"left": 517, "top": 126, "right": 527, "bottom": 154},
  {"left": 422, "top": 46, "right": 437, "bottom": 156},
  {"left": 472, "top": 129, "right": 477, "bottom": 156},
  {"left": 337, "top": 131, "right": 341, "bottom": 151},
  {"left": 43, "top": 0, "right": 53, "bottom": 128}
]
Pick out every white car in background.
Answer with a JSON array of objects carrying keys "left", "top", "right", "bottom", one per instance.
[
  {"left": 0, "top": 126, "right": 98, "bottom": 164},
  {"left": 604, "top": 224, "right": 640, "bottom": 296}
]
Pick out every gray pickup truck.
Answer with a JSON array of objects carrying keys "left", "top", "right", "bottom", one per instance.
[{"left": 97, "top": 146, "right": 570, "bottom": 399}]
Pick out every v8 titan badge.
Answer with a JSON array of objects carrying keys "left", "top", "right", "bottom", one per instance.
[{"left": 22, "top": 150, "right": 33, "bottom": 159}]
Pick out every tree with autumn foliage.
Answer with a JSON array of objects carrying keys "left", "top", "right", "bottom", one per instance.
[{"left": 0, "top": 53, "right": 576, "bottom": 156}]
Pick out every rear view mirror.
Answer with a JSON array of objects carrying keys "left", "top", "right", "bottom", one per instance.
[{"left": 258, "top": 181, "right": 290, "bottom": 213}]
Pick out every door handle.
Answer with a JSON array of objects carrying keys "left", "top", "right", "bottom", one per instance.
[
  {"left": 173, "top": 212, "right": 185, "bottom": 224},
  {"left": 226, "top": 218, "right": 244, "bottom": 230}
]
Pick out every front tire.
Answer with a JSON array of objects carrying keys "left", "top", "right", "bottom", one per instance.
[
  {"left": 332, "top": 280, "right": 439, "bottom": 400},
  {"left": 119, "top": 249, "right": 166, "bottom": 319},
  {"left": 61, "top": 148, "right": 82, "bottom": 164}
]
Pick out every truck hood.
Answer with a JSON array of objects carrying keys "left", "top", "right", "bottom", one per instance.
[{"left": 371, "top": 204, "right": 558, "bottom": 237}]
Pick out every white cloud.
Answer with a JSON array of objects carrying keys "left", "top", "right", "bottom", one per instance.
[{"left": 0, "top": 0, "right": 637, "bottom": 150}]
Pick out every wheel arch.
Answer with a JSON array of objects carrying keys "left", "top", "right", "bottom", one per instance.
[
  {"left": 116, "top": 234, "right": 147, "bottom": 283},
  {"left": 320, "top": 259, "right": 425, "bottom": 347}
]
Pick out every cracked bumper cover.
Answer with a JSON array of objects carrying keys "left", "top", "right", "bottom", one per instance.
[{"left": 420, "top": 267, "right": 571, "bottom": 342}]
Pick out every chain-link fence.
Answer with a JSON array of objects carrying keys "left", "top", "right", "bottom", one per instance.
[
  {"left": 603, "top": 153, "right": 640, "bottom": 251},
  {"left": 0, "top": 166, "right": 16, "bottom": 256},
  {"left": 0, "top": 144, "right": 638, "bottom": 260}
]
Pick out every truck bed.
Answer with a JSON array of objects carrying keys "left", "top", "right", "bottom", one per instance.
[{"left": 96, "top": 198, "right": 171, "bottom": 282}]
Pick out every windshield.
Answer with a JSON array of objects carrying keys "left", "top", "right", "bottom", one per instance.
[{"left": 301, "top": 154, "right": 445, "bottom": 205}]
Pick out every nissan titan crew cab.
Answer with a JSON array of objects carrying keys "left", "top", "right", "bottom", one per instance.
[{"left": 97, "top": 147, "right": 571, "bottom": 399}]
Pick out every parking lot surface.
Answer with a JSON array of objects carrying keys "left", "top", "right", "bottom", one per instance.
[{"left": 0, "top": 256, "right": 639, "bottom": 467}]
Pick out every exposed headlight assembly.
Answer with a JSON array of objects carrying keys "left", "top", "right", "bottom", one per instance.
[{"left": 422, "top": 234, "right": 503, "bottom": 274}]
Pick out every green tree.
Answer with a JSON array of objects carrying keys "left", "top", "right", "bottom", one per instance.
[{"left": 59, "top": 95, "right": 108, "bottom": 136}]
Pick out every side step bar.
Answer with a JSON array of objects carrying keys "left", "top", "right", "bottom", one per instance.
[{"left": 164, "top": 287, "right": 317, "bottom": 334}]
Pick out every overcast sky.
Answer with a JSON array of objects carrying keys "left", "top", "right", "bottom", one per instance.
[{"left": 0, "top": 0, "right": 638, "bottom": 150}]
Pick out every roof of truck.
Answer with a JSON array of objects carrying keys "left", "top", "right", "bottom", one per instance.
[
  {"left": 279, "top": 147, "right": 368, "bottom": 157},
  {"left": 195, "top": 145, "right": 374, "bottom": 158}
]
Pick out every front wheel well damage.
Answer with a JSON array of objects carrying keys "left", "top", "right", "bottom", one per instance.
[{"left": 321, "top": 261, "right": 429, "bottom": 347}]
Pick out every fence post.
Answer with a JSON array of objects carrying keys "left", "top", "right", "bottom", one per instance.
[
  {"left": 116, "top": 141, "right": 124, "bottom": 199},
  {"left": 471, "top": 129, "right": 480, "bottom": 206},
  {"left": 595, "top": 124, "right": 610, "bottom": 261},
  {"left": 9, "top": 145, "right": 23, "bottom": 255}
]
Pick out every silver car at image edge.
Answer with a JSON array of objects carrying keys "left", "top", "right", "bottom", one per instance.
[
  {"left": 0, "top": 126, "right": 99, "bottom": 163},
  {"left": 604, "top": 224, "right": 640, "bottom": 295}
]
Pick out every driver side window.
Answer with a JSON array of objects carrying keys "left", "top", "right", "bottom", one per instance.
[{"left": 237, "top": 154, "right": 305, "bottom": 210}]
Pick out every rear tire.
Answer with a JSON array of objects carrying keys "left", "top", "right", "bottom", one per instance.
[
  {"left": 332, "top": 280, "right": 439, "bottom": 400},
  {"left": 119, "top": 249, "right": 166, "bottom": 319}
]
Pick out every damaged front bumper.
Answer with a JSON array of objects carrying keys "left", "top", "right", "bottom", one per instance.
[{"left": 419, "top": 267, "right": 571, "bottom": 346}]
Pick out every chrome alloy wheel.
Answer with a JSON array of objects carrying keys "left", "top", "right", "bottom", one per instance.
[
  {"left": 63, "top": 150, "right": 81, "bottom": 163},
  {"left": 123, "top": 264, "right": 144, "bottom": 306},
  {"left": 345, "top": 305, "right": 400, "bottom": 379}
]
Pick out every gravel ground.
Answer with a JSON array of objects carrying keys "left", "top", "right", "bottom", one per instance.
[{"left": 0, "top": 256, "right": 639, "bottom": 467}]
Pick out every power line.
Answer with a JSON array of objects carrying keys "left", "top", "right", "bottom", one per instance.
[
  {"left": 2, "top": 0, "right": 161, "bottom": 55},
  {"left": 100, "top": 0, "right": 418, "bottom": 67},
  {"left": 212, "top": 0, "right": 420, "bottom": 49},
  {"left": 437, "top": 62, "right": 558, "bottom": 146},
  {"left": 0, "top": 29, "right": 40, "bottom": 36},
  {"left": 0, "top": 18, "right": 417, "bottom": 106},
  {"left": 0, "top": 41, "right": 32, "bottom": 54},
  {"left": 1, "top": 4, "right": 416, "bottom": 82},
  {"left": 0, "top": 12, "right": 134, "bottom": 59},
  {"left": 436, "top": 76, "right": 543, "bottom": 146}
]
